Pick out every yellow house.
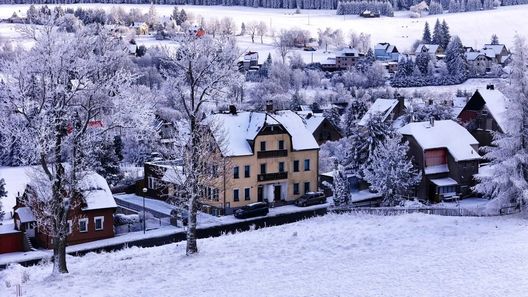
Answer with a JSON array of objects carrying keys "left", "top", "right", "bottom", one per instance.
[{"left": 203, "top": 109, "right": 320, "bottom": 215}]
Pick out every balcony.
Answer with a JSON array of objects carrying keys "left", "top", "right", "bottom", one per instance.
[
  {"left": 257, "top": 149, "right": 288, "bottom": 159},
  {"left": 257, "top": 172, "right": 288, "bottom": 182}
]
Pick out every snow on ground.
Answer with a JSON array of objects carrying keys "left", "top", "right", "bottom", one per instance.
[
  {"left": 1, "top": 4, "right": 528, "bottom": 51},
  {"left": 1, "top": 212, "right": 528, "bottom": 297},
  {"left": 0, "top": 166, "right": 32, "bottom": 218}
]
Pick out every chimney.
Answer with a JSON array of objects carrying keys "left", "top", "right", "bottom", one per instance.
[
  {"left": 486, "top": 84, "right": 495, "bottom": 90},
  {"left": 306, "top": 112, "right": 313, "bottom": 119},
  {"left": 266, "top": 100, "right": 274, "bottom": 113},
  {"left": 229, "top": 105, "right": 237, "bottom": 115},
  {"left": 429, "top": 117, "right": 435, "bottom": 127}
]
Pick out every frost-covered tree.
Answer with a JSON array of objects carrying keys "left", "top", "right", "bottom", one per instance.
[
  {"left": 422, "top": 22, "right": 432, "bottom": 44},
  {"left": 0, "top": 178, "right": 6, "bottom": 221},
  {"left": 445, "top": 35, "right": 466, "bottom": 78},
  {"left": 491, "top": 34, "right": 499, "bottom": 45},
  {"left": 431, "top": 19, "right": 444, "bottom": 46},
  {"left": 332, "top": 160, "right": 350, "bottom": 206},
  {"left": 441, "top": 20, "right": 451, "bottom": 50},
  {"left": 0, "top": 20, "right": 152, "bottom": 274},
  {"left": 323, "top": 107, "right": 342, "bottom": 131},
  {"left": 416, "top": 51, "right": 431, "bottom": 75},
  {"left": 362, "top": 133, "right": 421, "bottom": 206},
  {"left": 341, "top": 97, "right": 369, "bottom": 136},
  {"left": 274, "top": 30, "right": 292, "bottom": 64},
  {"left": 160, "top": 34, "right": 242, "bottom": 255},
  {"left": 401, "top": 102, "right": 453, "bottom": 125},
  {"left": 246, "top": 21, "right": 258, "bottom": 43},
  {"left": 475, "top": 36, "right": 528, "bottom": 212},
  {"left": 256, "top": 21, "right": 267, "bottom": 44},
  {"left": 448, "top": 0, "right": 460, "bottom": 12},
  {"left": 429, "top": 1, "right": 444, "bottom": 14}
]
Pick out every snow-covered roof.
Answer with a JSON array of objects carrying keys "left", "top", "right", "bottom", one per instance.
[
  {"left": 78, "top": 172, "right": 117, "bottom": 211},
  {"left": 465, "top": 51, "right": 489, "bottom": 61},
  {"left": 358, "top": 99, "right": 399, "bottom": 126},
  {"left": 374, "top": 43, "right": 389, "bottom": 50},
  {"left": 476, "top": 89, "right": 508, "bottom": 132},
  {"left": 15, "top": 207, "right": 35, "bottom": 223},
  {"left": 321, "top": 57, "right": 336, "bottom": 65},
  {"left": 209, "top": 110, "right": 319, "bottom": 157},
  {"left": 336, "top": 48, "right": 359, "bottom": 57},
  {"left": 298, "top": 113, "right": 325, "bottom": 134},
  {"left": 399, "top": 120, "right": 481, "bottom": 162},
  {"left": 415, "top": 44, "right": 440, "bottom": 54},
  {"left": 482, "top": 44, "right": 506, "bottom": 56},
  {"left": 430, "top": 177, "right": 458, "bottom": 187}
]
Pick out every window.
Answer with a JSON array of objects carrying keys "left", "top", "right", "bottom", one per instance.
[
  {"left": 244, "top": 188, "right": 251, "bottom": 201},
  {"left": 279, "top": 162, "right": 285, "bottom": 173},
  {"left": 79, "top": 218, "right": 88, "bottom": 233},
  {"left": 244, "top": 165, "right": 250, "bottom": 178},
  {"left": 278, "top": 140, "right": 284, "bottom": 150},
  {"left": 439, "top": 185, "right": 457, "bottom": 195},
  {"left": 304, "top": 159, "right": 311, "bottom": 171},
  {"left": 293, "top": 183, "right": 300, "bottom": 195},
  {"left": 234, "top": 166, "right": 240, "bottom": 179},
  {"left": 293, "top": 160, "right": 299, "bottom": 172},
  {"left": 424, "top": 149, "right": 447, "bottom": 167},
  {"left": 67, "top": 220, "right": 72, "bottom": 234},
  {"left": 260, "top": 141, "right": 266, "bottom": 151},
  {"left": 207, "top": 187, "right": 212, "bottom": 200},
  {"left": 260, "top": 163, "right": 267, "bottom": 174},
  {"left": 147, "top": 177, "right": 158, "bottom": 189},
  {"left": 233, "top": 189, "right": 240, "bottom": 202},
  {"left": 94, "top": 216, "right": 104, "bottom": 231},
  {"left": 213, "top": 188, "right": 219, "bottom": 201},
  {"left": 304, "top": 182, "right": 310, "bottom": 193}
]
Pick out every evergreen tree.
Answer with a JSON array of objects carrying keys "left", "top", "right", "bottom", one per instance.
[
  {"left": 431, "top": 19, "right": 443, "bottom": 46},
  {"left": 445, "top": 35, "right": 466, "bottom": 78},
  {"left": 491, "top": 34, "right": 500, "bottom": 45},
  {"left": 0, "top": 178, "right": 6, "bottom": 221},
  {"left": 429, "top": 0, "right": 444, "bottom": 14},
  {"left": 171, "top": 6, "right": 179, "bottom": 21},
  {"left": 416, "top": 51, "right": 431, "bottom": 75},
  {"left": 289, "top": 90, "right": 305, "bottom": 111},
  {"left": 91, "top": 139, "right": 123, "bottom": 187},
  {"left": 422, "top": 22, "right": 432, "bottom": 44},
  {"left": 475, "top": 36, "right": 528, "bottom": 211},
  {"left": 448, "top": 0, "right": 460, "bottom": 12},
  {"left": 341, "top": 98, "right": 369, "bottom": 136},
  {"left": 441, "top": 20, "right": 451, "bottom": 49},
  {"left": 323, "top": 107, "right": 342, "bottom": 131},
  {"left": 332, "top": 160, "right": 350, "bottom": 206},
  {"left": 362, "top": 133, "right": 421, "bottom": 206}
]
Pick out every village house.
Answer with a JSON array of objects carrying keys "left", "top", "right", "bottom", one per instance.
[
  {"left": 465, "top": 51, "right": 493, "bottom": 75},
  {"left": 374, "top": 43, "right": 400, "bottom": 62},
  {"left": 12, "top": 172, "right": 117, "bottom": 249},
  {"left": 481, "top": 44, "right": 511, "bottom": 65},
  {"left": 457, "top": 85, "right": 508, "bottom": 148},
  {"left": 399, "top": 119, "right": 481, "bottom": 202},
  {"left": 415, "top": 44, "right": 444, "bottom": 59},
  {"left": 297, "top": 112, "right": 343, "bottom": 145},
  {"left": 358, "top": 97, "right": 406, "bottom": 126},
  {"left": 238, "top": 51, "right": 260, "bottom": 72},
  {"left": 320, "top": 48, "right": 361, "bottom": 71}
]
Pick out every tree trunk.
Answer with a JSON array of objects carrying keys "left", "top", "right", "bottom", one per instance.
[
  {"left": 186, "top": 195, "right": 198, "bottom": 255},
  {"left": 52, "top": 236, "right": 68, "bottom": 274},
  {"left": 186, "top": 117, "right": 199, "bottom": 255}
]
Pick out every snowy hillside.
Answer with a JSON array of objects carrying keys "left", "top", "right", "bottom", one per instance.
[
  {"left": 2, "top": 4, "right": 528, "bottom": 51},
  {"left": 2, "top": 213, "right": 528, "bottom": 297}
]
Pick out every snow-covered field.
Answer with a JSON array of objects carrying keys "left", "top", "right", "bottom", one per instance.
[
  {"left": 2, "top": 4, "right": 528, "bottom": 51},
  {"left": 1, "top": 212, "right": 527, "bottom": 297}
]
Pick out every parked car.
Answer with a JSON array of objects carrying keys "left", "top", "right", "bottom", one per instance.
[
  {"left": 303, "top": 46, "right": 316, "bottom": 51},
  {"left": 234, "top": 202, "right": 269, "bottom": 219},
  {"left": 294, "top": 192, "right": 326, "bottom": 207},
  {"left": 170, "top": 208, "right": 189, "bottom": 226}
]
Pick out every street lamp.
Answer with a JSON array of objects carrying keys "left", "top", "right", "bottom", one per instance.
[{"left": 142, "top": 187, "right": 147, "bottom": 234}]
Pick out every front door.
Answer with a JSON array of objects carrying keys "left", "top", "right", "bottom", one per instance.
[
  {"left": 274, "top": 185, "right": 281, "bottom": 202},
  {"left": 258, "top": 186, "right": 263, "bottom": 202}
]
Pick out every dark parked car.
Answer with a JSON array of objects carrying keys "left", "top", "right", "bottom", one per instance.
[
  {"left": 234, "top": 202, "right": 269, "bottom": 219},
  {"left": 295, "top": 192, "right": 326, "bottom": 207}
]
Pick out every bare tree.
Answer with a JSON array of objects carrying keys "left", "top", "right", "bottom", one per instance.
[
  {"left": 160, "top": 34, "right": 242, "bottom": 255},
  {"left": 220, "top": 17, "right": 236, "bottom": 37},
  {"left": 256, "top": 21, "right": 267, "bottom": 44},
  {"left": 0, "top": 20, "right": 151, "bottom": 274},
  {"left": 246, "top": 21, "right": 258, "bottom": 43},
  {"left": 274, "top": 30, "right": 291, "bottom": 64}
]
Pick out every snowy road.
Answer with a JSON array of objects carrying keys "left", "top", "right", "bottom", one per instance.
[{"left": 1, "top": 213, "right": 527, "bottom": 297}]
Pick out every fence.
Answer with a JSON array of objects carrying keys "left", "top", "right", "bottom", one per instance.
[{"left": 331, "top": 206, "right": 518, "bottom": 217}]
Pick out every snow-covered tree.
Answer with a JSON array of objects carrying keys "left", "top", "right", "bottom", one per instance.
[
  {"left": 429, "top": 1, "right": 444, "bottom": 14},
  {"left": 422, "top": 22, "right": 432, "bottom": 44},
  {"left": 332, "top": 160, "right": 350, "bottom": 206},
  {"left": 256, "top": 21, "right": 267, "bottom": 44},
  {"left": 160, "top": 34, "right": 242, "bottom": 255},
  {"left": 274, "top": 30, "right": 292, "bottom": 64},
  {"left": 440, "top": 20, "right": 451, "bottom": 50},
  {"left": 491, "top": 34, "right": 500, "bottom": 45},
  {"left": 431, "top": 19, "right": 444, "bottom": 46},
  {"left": 416, "top": 51, "right": 431, "bottom": 75},
  {"left": 0, "top": 20, "right": 152, "bottom": 274},
  {"left": 445, "top": 35, "right": 466, "bottom": 78},
  {"left": 474, "top": 36, "right": 528, "bottom": 212},
  {"left": 362, "top": 133, "right": 421, "bottom": 206},
  {"left": 0, "top": 178, "right": 6, "bottom": 221},
  {"left": 341, "top": 97, "right": 369, "bottom": 136},
  {"left": 246, "top": 21, "right": 258, "bottom": 43}
]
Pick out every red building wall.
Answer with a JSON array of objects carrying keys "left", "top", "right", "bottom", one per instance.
[{"left": 0, "top": 232, "right": 24, "bottom": 254}]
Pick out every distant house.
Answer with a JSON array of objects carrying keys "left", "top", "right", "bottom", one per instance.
[
  {"left": 335, "top": 48, "right": 360, "bottom": 69},
  {"left": 0, "top": 225, "right": 25, "bottom": 254},
  {"left": 481, "top": 44, "right": 510, "bottom": 65},
  {"left": 14, "top": 172, "right": 117, "bottom": 249},
  {"left": 457, "top": 85, "right": 508, "bottom": 148},
  {"left": 320, "top": 57, "right": 337, "bottom": 71},
  {"left": 374, "top": 43, "right": 400, "bottom": 62},
  {"left": 410, "top": 1, "right": 429, "bottom": 15},
  {"left": 415, "top": 44, "right": 444, "bottom": 59},
  {"left": 238, "top": 51, "right": 260, "bottom": 72},
  {"left": 298, "top": 112, "right": 343, "bottom": 145},
  {"left": 465, "top": 51, "right": 493, "bottom": 75},
  {"left": 358, "top": 98, "right": 406, "bottom": 126},
  {"left": 399, "top": 120, "right": 481, "bottom": 202},
  {"left": 143, "top": 159, "right": 185, "bottom": 200},
  {"left": 360, "top": 10, "right": 380, "bottom": 18},
  {"left": 133, "top": 22, "right": 149, "bottom": 35}
]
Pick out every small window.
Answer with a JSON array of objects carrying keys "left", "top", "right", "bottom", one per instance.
[
  {"left": 79, "top": 218, "right": 88, "bottom": 233},
  {"left": 234, "top": 166, "right": 240, "bottom": 179},
  {"left": 304, "top": 182, "right": 310, "bottom": 194},
  {"left": 67, "top": 220, "right": 72, "bottom": 234},
  {"left": 233, "top": 189, "right": 240, "bottom": 202},
  {"left": 94, "top": 216, "right": 104, "bottom": 231},
  {"left": 293, "top": 183, "right": 300, "bottom": 195},
  {"left": 304, "top": 159, "right": 311, "bottom": 171},
  {"left": 260, "top": 163, "right": 267, "bottom": 174},
  {"left": 244, "top": 188, "right": 251, "bottom": 201},
  {"left": 279, "top": 162, "right": 285, "bottom": 173},
  {"left": 213, "top": 188, "right": 219, "bottom": 201},
  {"left": 244, "top": 165, "right": 250, "bottom": 178},
  {"left": 293, "top": 160, "right": 299, "bottom": 172},
  {"left": 278, "top": 140, "right": 284, "bottom": 150},
  {"left": 260, "top": 141, "right": 266, "bottom": 151}
]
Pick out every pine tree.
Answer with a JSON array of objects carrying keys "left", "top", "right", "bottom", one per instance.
[
  {"left": 332, "top": 160, "right": 350, "bottom": 206},
  {"left": 362, "top": 133, "right": 421, "bottom": 206},
  {"left": 422, "top": 22, "right": 432, "bottom": 44},
  {"left": 431, "top": 19, "right": 443, "bottom": 46},
  {"left": 416, "top": 51, "right": 431, "bottom": 75},
  {"left": 240, "top": 22, "right": 246, "bottom": 35},
  {"left": 323, "top": 107, "right": 342, "bottom": 131},
  {"left": 0, "top": 178, "right": 6, "bottom": 221},
  {"left": 445, "top": 35, "right": 466, "bottom": 78},
  {"left": 290, "top": 89, "right": 305, "bottom": 111},
  {"left": 475, "top": 36, "right": 528, "bottom": 212},
  {"left": 491, "top": 34, "right": 500, "bottom": 45},
  {"left": 448, "top": 0, "right": 460, "bottom": 12},
  {"left": 429, "top": 0, "right": 444, "bottom": 14},
  {"left": 441, "top": 20, "right": 451, "bottom": 49},
  {"left": 341, "top": 98, "right": 369, "bottom": 136},
  {"left": 171, "top": 6, "right": 179, "bottom": 21}
]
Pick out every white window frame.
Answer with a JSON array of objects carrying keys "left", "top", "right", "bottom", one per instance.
[
  {"left": 94, "top": 216, "right": 104, "bottom": 231},
  {"left": 79, "top": 218, "right": 89, "bottom": 233},
  {"left": 67, "top": 220, "right": 72, "bottom": 234}
]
